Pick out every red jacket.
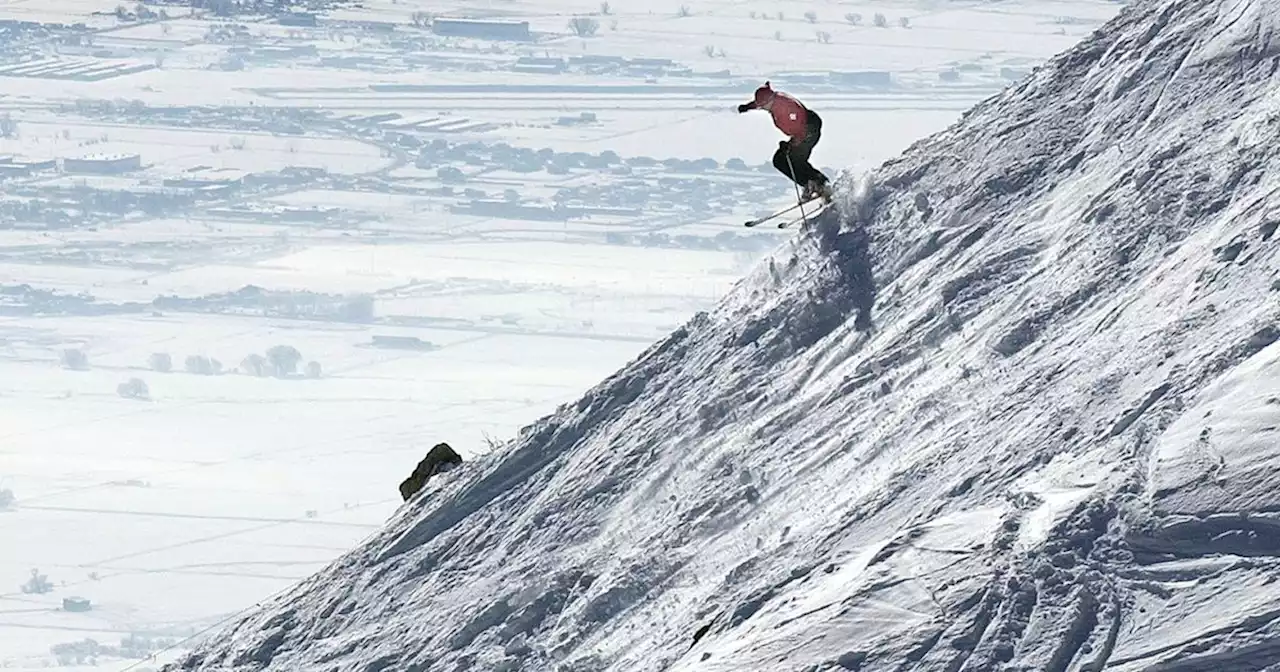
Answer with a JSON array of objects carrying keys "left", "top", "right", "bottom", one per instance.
[{"left": 744, "top": 91, "right": 809, "bottom": 141}]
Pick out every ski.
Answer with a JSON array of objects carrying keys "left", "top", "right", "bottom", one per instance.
[
  {"left": 743, "top": 196, "right": 826, "bottom": 228},
  {"left": 777, "top": 200, "right": 832, "bottom": 229}
]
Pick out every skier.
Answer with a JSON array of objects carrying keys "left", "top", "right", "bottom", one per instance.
[{"left": 737, "top": 81, "right": 833, "bottom": 203}]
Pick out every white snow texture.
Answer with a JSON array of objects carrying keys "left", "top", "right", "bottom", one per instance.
[{"left": 168, "top": 0, "right": 1280, "bottom": 670}]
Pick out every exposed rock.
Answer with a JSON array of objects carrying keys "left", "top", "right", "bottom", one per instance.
[{"left": 399, "top": 442, "right": 463, "bottom": 501}]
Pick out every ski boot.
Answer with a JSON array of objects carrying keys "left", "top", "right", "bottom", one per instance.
[{"left": 806, "top": 179, "right": 833, "bottom": 204}]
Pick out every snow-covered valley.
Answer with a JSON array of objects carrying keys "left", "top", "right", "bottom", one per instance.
[{"left": 165, "top": 0, "right": 1280, "bottom": 669}]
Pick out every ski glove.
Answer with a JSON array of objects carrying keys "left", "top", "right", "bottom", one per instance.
[{"left": 737, "top": 103, "right": 752, "bottom": 113}]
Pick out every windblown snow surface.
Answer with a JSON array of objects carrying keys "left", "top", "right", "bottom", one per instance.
[{"left": 169, "top": 1, "right": 1280, "bottom": 670}]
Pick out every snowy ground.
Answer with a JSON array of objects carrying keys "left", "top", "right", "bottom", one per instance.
[
  {"left": 159, "top": 0, "right": 1280, "bottom": 669},
  {"left": 0, "top": 0, "right": 1119, "bottom": 668},
  {"left": 0, "top": 118, "right": 389, "bottom": 175}
]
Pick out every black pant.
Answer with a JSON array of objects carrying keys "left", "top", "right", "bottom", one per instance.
[{"left": 772, "top": 109, "right": 827, "bottom": 188}]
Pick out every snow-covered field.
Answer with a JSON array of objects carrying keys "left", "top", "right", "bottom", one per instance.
[
  {"left": 0, "top": 0, "right": 1120, "bottom": 668},
  {"left": 161, "top": 0, "right": 1280, "bottom": 669},
  {"left": 0, "top": 118, "right": 389, "bottom": 175}
]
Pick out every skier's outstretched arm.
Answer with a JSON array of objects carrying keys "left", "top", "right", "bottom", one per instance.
[{"left": 737, "top": 100, "right": 756, "bottom": 113}]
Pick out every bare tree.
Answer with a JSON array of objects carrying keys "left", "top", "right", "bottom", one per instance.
[
  {"left": 185, "top": 354, "right": 220, "bottom": 375},
  {"left": 816, "top": 30, "right": 832, "bottom": 43},
  {"left": 117, "top": 378, "right": 150, "bottom": 400},
  {"left": 61, "top": 348, "right": 88, "bottom": 371},
  {"left": 481, "top": 431, "right": 507, "bottom": 452},
  {"left": 599, "top": 1, "right": 611, "bottom": 14},
  {"left": 804, "top": 10, "right": 817, "bottom": 23},
  {"left": 149, "top": 352, "right": 172, "bottom": 372},
  {"left": 266, "top": 345, "right": 302, "bottom": 377},
  {"left": 568, "top": 16, "right": 600, "bottom": 36},
  {"left": 677, "top": 5, "right": 692, "bottom": 17},
  {"left": 845, "top": 12, "right": 862, "bottom": 25},
  {"left": 239, "top": 353, "right": 268, "bottom": 377}
]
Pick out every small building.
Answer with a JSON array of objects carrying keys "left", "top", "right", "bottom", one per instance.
[
  {"left": 513, "top": 56, "right": 566, "bottom": 74},
  {"left": 371, "top": 335, "right": 437, "bottom": 351},
  {"left": 162, "top": 176, "right": 241, "bottom": 198},
  {"left": 63, "top": 596, "right": 91, "bottom": 612},
  {"left": 629, "top": 57, "right": 675, "bottom": 68},
  {"left": 432, "top": 18, "right": 531, "bottom": 41},
  {"left": 555, "top": 112, "right": 597, "bottom": 126},
  {"left": 63, "top": 153, "right": 141, "bottom": 174},
  {"left": 268, "top": 205, "right": 342, "bottom": 222},
  {"left": 570, "top": 55, "right": 626, "bottom": 66},
  {"left": 162, "top": 176, "right": 236, "bottom": 188},
  {"left": 164, "top": 167, "right": 246, "bottom": 188}
]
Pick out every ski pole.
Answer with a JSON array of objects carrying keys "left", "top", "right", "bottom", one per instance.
[{"left": 786, "top": 151, "right": 808, "bottom": 228}]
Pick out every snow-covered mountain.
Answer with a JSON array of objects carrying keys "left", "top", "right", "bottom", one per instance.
[{"left": 168, "top": 0, "right": 1280, "bottom": 669}]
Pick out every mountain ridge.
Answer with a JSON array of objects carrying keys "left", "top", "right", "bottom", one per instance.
[{"left": 168, "top": 0, "right": 1280, "bottom": 669}]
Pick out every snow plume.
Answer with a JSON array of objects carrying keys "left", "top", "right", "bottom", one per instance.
[{"left": 169, "top": 0, "right": 1280, "bottom": 670}]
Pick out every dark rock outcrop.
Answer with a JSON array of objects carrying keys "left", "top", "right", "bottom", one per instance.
[{"left": 399, "top": 443, "right": 463, "bottom": 501}]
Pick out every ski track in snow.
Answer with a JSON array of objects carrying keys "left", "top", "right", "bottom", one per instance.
[{"left": 166, "top": 0, "right": 1280, "bottom": 670}]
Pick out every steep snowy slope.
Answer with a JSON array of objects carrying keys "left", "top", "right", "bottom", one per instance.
[{"left": 169, "top": 0, "right": 1280, "bottom": 669}]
